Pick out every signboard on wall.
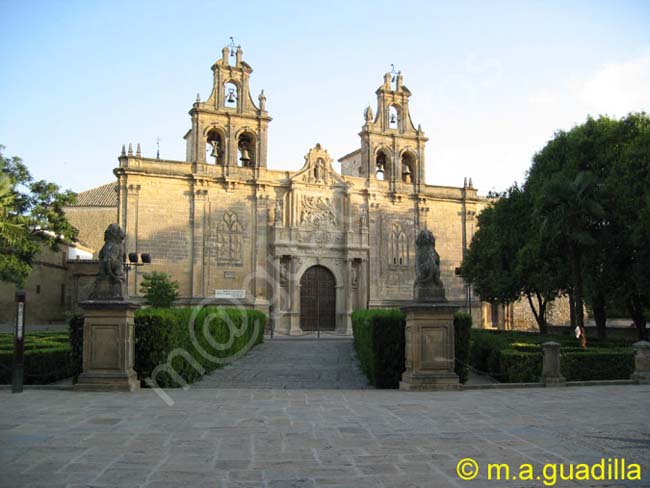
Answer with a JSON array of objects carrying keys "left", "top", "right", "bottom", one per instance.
[{"left": 214, "top": 289, "right": 246, "bottom": 299}]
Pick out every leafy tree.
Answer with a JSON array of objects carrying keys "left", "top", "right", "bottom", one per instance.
[
  {"left": 140, "top": 271, "right": 179, "bottom": 308},
  {"left": 603, "top": 113, "right": 650, "bottom": 340},
  {"left": 462, "top": 185, "right": 562, "bottom": 333},
  {"left": 0, "top": 146, "right": 77, "bottom": 286},
  {"left": 535, "top": 171, "right": 605, "bottom": 347},
  {"left": 529, "top": 114, "right": 650, "bottom": 343}
]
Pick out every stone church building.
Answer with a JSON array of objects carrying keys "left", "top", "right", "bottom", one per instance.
[{"left": 67, "top": 44, "right": 513, "bottom": 335}]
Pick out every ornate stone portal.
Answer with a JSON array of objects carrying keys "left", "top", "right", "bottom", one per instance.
[
  {"left": 400, "top": 229, "right": 460, "bottom": 391},
  {"left": 74, "top": 224, "right": 140, "bottom": 392}
]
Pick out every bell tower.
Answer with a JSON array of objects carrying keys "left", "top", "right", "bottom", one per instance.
[
  {"left": 184, "top": 40, "right": 271, "bottom": 171},
  {"left": 348, "top": 69, "right": 427, "bottom": 193}
]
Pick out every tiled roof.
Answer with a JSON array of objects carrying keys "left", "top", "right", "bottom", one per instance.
[{"left": 71, "top": 182, "right": 118, "bottom": 207}]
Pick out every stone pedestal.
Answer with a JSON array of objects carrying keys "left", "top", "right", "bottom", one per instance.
[
  {"left": 399, "top": 303, "right": 460, "bottom": 391},
  {"left": 74, "top": 301, "right": 140, "bottom": 392},
  {"left": 631, "top": 341, "right": 650, "bottom": 384},
  {"left": 541, "top": 341, "right": 566, "bottom": 386}
]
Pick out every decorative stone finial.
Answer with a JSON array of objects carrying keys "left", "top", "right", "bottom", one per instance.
[
  {"left": 463, "top": 177, "right": 468, "bottom": 188},
  {"left": 258, "top": 90, "right": 266, "bottom": 112},
  {"left": 468, "top": 177, "right": 473, "bottom": 189},
  {"left": 89, "top": 223, "right": 126, "bottom": 301},
  {"left": 364, "top": 105, "right": 373, "bottom": 122},
  {"left": 196, "top": 93, "right": 200, "bottom": 103},
  {"left": 413, "top": 229, "right": 446, "bottom": 302},
  {"left": 136, "top": 143, "right": 141, "bottom": 158},
  {"left": 127, "top": 143, "right": 133, "bottom": 156},
  {"left": 121, "top": 144, "right": 126, "bottom": 157}
]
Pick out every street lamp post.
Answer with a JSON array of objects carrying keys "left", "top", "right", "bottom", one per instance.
[{"left": 12, "top": 291, "right": 26, "bottom": 393}]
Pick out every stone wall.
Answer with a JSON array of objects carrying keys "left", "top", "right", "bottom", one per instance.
[
  {"left": 0, "top": 247, "right": 68, "bottom": 326},
  {"left": 65, "top": 206, "right": 117, "bottom": 257}
]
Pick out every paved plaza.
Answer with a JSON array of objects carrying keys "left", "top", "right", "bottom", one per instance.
[
  {"left": 194, "top": 338, "right": 370, "bottom": 390},
  {"left": 0, "top": 381, "right": 648, "bottom": 488}
]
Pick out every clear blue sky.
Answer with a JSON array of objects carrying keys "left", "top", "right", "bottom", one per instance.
[{"left": 1, "top": 0, "right": 649, "bottom": 194}]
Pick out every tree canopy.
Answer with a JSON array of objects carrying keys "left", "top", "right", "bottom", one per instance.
[
  {"left": 0, "top": 146, "right": 77, "bottom": 286},
  {"left": 463, "top": 113, "right": 650, "bottom": 342}
]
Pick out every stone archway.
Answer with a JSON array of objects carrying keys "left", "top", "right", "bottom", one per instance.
[{"left": 300, "top": 265, "right": 336, "bottom": 331}]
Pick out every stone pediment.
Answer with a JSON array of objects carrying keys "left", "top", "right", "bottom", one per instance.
[{"left": 291, "top": 144, "right": 348, "bottom": 187}]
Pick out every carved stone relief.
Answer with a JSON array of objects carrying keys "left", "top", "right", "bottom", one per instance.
[
  {"left": 207, "top": 211, "right": 244, "bottom": 266},
  {"left": 299, "top": 195, "right": 336, "bottom": 227}
]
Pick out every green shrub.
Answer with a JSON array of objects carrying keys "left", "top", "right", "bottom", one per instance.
[
  {"left": 0, "top": 331, "right": 76, "bottom": 385},
  {"left": 134, "top": 307, "right": 265, "bottom": 388},
  {"left": 499, "top": 350, "right": 542, "bottom": 382},
  {"left": 454, "top": 312, "right": 472, "bottom": 383},
  {"left": 140, "top": 272, "right": 180, "bottom": 308},
  {"left": 67, "top": 312, "right": 84, "bottom": 380},
  {"left": 469, "top": 329, "right": 635, "bottom": 382},
  {"left": 352, "top": 309, "right": 405, "bottom": 388},
  {"left": 561, "top": 350, "right": 634, "bottom": 381}
]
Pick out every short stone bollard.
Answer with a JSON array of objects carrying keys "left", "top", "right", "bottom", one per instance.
[
  {"left": 631, "top": 341, "right": 650, "bottom": 384},
  {"left": 541, "top": 341, "right": 565, "bottom": 386}
]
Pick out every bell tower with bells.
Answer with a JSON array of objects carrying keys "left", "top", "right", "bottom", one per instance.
[
  {"left": 184, "top": 37, "right": 271, "bottom": 172},
  {"left": 343, "top": 65, "right": 427, "bottom": 193}
]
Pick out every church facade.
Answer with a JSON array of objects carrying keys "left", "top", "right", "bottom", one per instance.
[{"left": 112, "top": 44, "right": 490, "bottom": 335}]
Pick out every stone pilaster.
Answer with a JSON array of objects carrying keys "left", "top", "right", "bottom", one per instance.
[
  {"left": 541, "top": 341, "right": 566, "bottom": 386},
  {"left": 631, "top": 341, "right": 650, "bottom": 384},
  {"left": 400, "top": 303, "right": 460, "bottom": 391},
  {"left": 74, "top": 301, "right": 140, "bottom": 392}
]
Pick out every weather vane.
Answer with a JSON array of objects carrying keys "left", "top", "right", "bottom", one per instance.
[
  {"left": 228, "top": 36, "right": 238, "bottom": 57},
  {"left": 390, "top": 64, "right": 399, "bottom": 82}
]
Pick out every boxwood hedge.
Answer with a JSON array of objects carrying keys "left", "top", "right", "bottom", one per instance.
[
  {"left": 69, "top": 307, "right": 265, "bottom": 388},
  {"left": 352, "top": 309, "right": 473, "bottom": 388},
  {"left": 469, "top": 329, "right": 634, "bottom": 382}
]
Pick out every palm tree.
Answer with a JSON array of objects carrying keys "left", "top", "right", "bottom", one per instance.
[
  {"left": 537, "top": 171, "right": 605, "bottom": 348},
  {"left": 0, "top": 174, "right": 27, "bottom": 248}
]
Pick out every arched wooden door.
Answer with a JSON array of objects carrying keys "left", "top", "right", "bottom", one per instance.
[{"left": 300, "top": 265, "right": 336, "bottom": 331}]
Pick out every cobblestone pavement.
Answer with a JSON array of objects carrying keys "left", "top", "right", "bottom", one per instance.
[
  {"left": 194, "top": 338, "right": 371, "bottom": 390},
  {"left": 0, "top": 385, "right": 648, "bottom": 488}
]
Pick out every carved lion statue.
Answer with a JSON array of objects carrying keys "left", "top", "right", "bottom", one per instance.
[
  {"left": 90, "top": 223, "right": 126, "bottom": 300},
  {"left": 413, "top": 229, "right": 446, "bottom": 302}
]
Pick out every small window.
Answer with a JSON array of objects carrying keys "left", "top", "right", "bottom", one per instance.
[{"left": 36, "top": 284, "right": 41, "bottom": 294}]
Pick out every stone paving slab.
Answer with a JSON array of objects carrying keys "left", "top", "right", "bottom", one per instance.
[
  {"left": 0, "top": 385, "right": 648, "bottom": 487},
  {"left": 194, "top": 338, "right": 370, "bottom": 390}
]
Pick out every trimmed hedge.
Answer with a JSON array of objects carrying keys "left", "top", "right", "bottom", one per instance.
[
  {"left": 454, "top": 312, "right": 472, "bottom": 384},
  {"left": 70, "top": 306, "right": 265, "bottom": 388},
  {"left": 469, "top": 329, "right": 634, "bottom": 382},
  {"left": 0, "top": 331, "right": 76, "bottom": 385},
  {"left": 352, "top": 309, "right": 473, "bottom": 387},
  {"left": 352, "top": 309, "right": 405, "bottom": 388}
]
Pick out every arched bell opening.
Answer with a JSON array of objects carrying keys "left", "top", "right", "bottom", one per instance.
[
  {"left": 401, "top": 151, "right": 416, "bottom": 184},
  {"left": 237, "top": 132, "right": 256, "bottom": 167},
  {"left": 206, "top": 129, "right": 225, "bottom": 165},
  {"left": 375, "top": 149, "right": 390, "bottom": 181},
  {"left": 388, "top": 105, "right": 400, "bottom": 130},
  {"left": 224, "top": 81, "right": 238, "bottom": 109}
]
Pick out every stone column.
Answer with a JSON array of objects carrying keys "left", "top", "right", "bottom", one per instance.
[
  {"left": 125, "top": 184, "right": 140, "bottom": 297},
  {"left": 191, "top": 188, "right": 207, "bottom": 297},
  {"left": 631, "top": 341, "right": 650, "bottom": 384},
  {"left": 399, "top": 303, "right": 460, "bottom": 391},
  {"left": 74, "top": 301, "right": 140, "bottom": 392},
  {"left": 289, "top": 256, "right": 302, "bottom": 335},
  {"left": 541, "top": 341, "right": 565, "bottom": 386},
  {"left": 270, "top": 255, "right": 281, "bottom": 335}
]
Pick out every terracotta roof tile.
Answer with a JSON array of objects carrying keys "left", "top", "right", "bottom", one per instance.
[{"left": 71, "top": 182, "right": 117, "bottom": 207}]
